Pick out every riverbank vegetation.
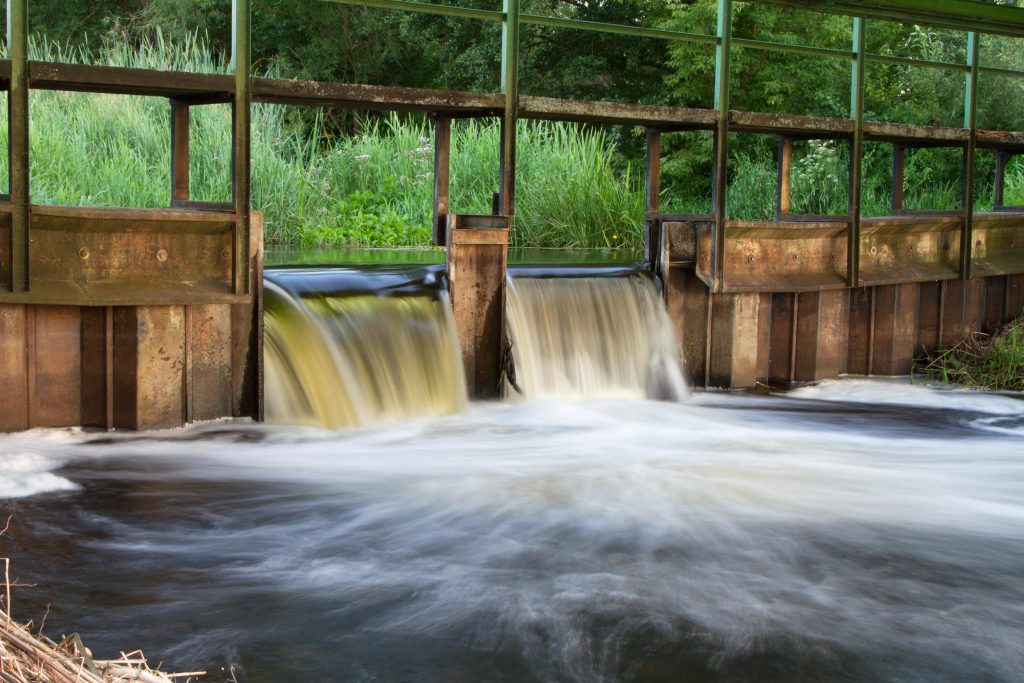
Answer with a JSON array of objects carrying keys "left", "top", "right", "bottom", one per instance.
[
  {"left": 4, "top": 1, "right": 1024, "bottom": 249},
  {"left": 920, "top": 316, "right": 1024, "bottom": 391}
]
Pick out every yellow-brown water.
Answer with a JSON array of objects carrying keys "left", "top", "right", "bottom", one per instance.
[
  {"left": 264, "top": 281, "right": 466, "bottom": 428},
  {"left": 506, "top": 274, "right": 687, "bottom": 400}
]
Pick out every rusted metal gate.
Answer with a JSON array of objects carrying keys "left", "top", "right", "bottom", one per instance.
[{"left": 4, "top": 0, "right": 1024, "bottom": 431}]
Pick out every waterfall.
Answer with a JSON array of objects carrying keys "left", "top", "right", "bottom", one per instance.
[
  {"left": 505, "top": 273, "right": 687, "bottom": 401},
  {"left": 263, "top": 271, "right": 467, "bottom": 428}
]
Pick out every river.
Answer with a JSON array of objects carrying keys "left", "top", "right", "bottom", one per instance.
[{"left": 2, "top": 380, "right": 1023, "bottom": 682}]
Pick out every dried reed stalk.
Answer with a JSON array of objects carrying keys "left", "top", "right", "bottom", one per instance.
[{"left": 0, "top": 521, "right": 204, "bottom": 683}]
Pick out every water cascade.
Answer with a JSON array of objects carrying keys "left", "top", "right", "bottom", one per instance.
[
  {"left": 263, "top": 267, "right": 467, "bottom": 428},
  {"left": 506, "top": 271, "right": 687, "bottom": 400}
]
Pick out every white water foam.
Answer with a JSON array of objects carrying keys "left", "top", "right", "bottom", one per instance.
[{"left": 787, "top": 377, "right": 1024, "bottom": 415}]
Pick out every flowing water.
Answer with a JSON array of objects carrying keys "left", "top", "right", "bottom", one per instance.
[
  {"left": 2, "top": 265, "right": 1023, "bottom": 683},
  {"left": 506, "top": 272, "right": 687, "bottom": 401},
  {"left": 263, "top": 266, "right": 466, "bottom": 428}
]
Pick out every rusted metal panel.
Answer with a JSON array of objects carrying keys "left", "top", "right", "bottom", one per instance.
[
  {"left": 859, "top": 215, "right": 961, "bottom": 285},
  {"left": 984, "top": 276, "right": 1008, "bottom": 330},
  {"left": 768, "top": 293, "right": 795, "bottom": 383},
  {"left": 708, "top": 292, "right": 766, "bottom": 388},
  {"left": 1005, "top": 274, "right": 1024, "bottom": 320},
  {"left": 447, "top": 219, "right": 509, "bottom": 399},
  {"left": 79, "top": 306, "right": 110, "bottom": 429},
  {"left": 171, "top": 102, "right": 191, "bottom": 203},
  {"left": 847, "top": 287, "right": 872, "bottom": 375},
  {"left": 917, "top": 281, "right": 942, "bottom": 355},
  {"left": 0, "top": 213, "right": 10, "bottom": 289},
  {"left": 113, "top": 306, "right": 187, "bottom": 431},
  {"left": 189, "top": 304, "right": 233, "bottom": 422},
  {"left": 661, "top": 228, "right": 709, "bottom": 386},
  {"left": 871, "top": 283, "right": 919, "bottom": 375},
  {"left": 0, "top": 304, "right": 28, "bottom": 431},
  {"left": 29, "top": 306, "right": 82, "bottom": 428},
  {"left": 433, "top": 116, "right": 451, "bottom": 247},
  {"left": 964, "top": 277, "right": 986, "bottom": 337},
  {"left": 232, "top": 212, "right": 264, "bottom": 420},
  {"left": 971, "top": 213, "right": 1024, "bottom": 277},
  {"left": 777, "top": 137, "right": 792, "bottom": 218},
  {"left": 793, "top": 289, "right": 848, "bottom": 382},
  {"left": 7, "top": 206, "right": 237, "bottom": 306},
  {"left": 696, "top": 221, "right": 848, "bottom": 292}
]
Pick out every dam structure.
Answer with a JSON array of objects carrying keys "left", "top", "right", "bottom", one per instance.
[{"left": 2, "top": 0, "right": 1024, "bottom": 430}]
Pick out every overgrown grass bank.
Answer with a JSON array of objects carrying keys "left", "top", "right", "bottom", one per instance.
[
  {"left": 1, "top": 36, "right": 1017, "bottom": 249},
  {"left": 920, "top": 317, "right": 1024, "bottom": 391}
]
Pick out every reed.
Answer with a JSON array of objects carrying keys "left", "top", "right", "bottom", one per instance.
[{"left": 919, "top": 316, "right": 1024, "bottom": 391}]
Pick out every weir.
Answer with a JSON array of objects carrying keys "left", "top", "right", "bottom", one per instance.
[
  {"left": 2, "top": 0, "right": 1024, "bottom": 431},
  {"left": 506, "top": 270, "right": 687, "bottom": 401},
  {"left": 263, "top": 267, "right": 466, "bottom": 428}
]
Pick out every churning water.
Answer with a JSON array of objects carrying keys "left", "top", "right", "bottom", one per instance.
[{"left": 2, "top": 380, "right": 1024, "bottom": 682}]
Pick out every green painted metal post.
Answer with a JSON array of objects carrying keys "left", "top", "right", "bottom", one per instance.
[
  {"left": 712, "top": 0, "right": 732, "bottom": 293},
  {"left": 960, "top": 31, "right": 979, "bottom": 280},
  {"left": 848, "top": 17, "right": 866, "bottom": 286},
  {"left": 499, "top": 0, "right": 519, "bottom": 217},
  {"left": 232, "top": 0, "right": 252, "bottom": 295},
  {"left": 8, "top": 0, "right": 29, "bottom": 293}
]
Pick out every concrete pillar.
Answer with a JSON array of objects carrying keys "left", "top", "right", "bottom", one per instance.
[{"left": 447, "top": 214, "right": 510, "bottom": 399}]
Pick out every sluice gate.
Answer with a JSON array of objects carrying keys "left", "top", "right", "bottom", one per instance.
[{"left": 3, "top": 0, "right": 1024, "bottom": 431}]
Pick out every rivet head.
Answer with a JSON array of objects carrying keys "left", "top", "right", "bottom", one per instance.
[
  {"left": 830, "top": 253, "right": 837, "bottom": 262},
  {"left": 870, "top": 246, "right": 877, "bottom": 255},
  {"left": 747, "top": 255, "right": 755, "bottom": 263},
  {"left": 156, "top": 248, "right": 168, "bottom": 262},
  {"left": 221, "top": 249, "right": 231, "bottom": 261},
  {"left": 791, "top": 252, "right": 800, "bottom": 261},
  {"left": 78, "top": 246, "right": 90, "bottom": 261},
  {"left": 976, "top": 240, "right": 983, "bottom": 248}
]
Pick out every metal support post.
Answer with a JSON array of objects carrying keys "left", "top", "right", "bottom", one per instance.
[
  {"left": 848, "top": 17, "right": 866, "bottom": 286},
  {"left": 711, "top": 0, "right": 732, "bottom": 292},
  {"left": 433, "top": 115, "right": 451, "bottom": 246},
  {"left": 232, "top": 0, "right": 252, "bottom": 295},
  {"left": 499, "top": 0, "right": 519, "bottom": 217},
  {"left": 961, "top": 31, "right": 979, "bottom": 279},
  {"left": 8, "top": 0, "right": 30, "bottom": 293}
]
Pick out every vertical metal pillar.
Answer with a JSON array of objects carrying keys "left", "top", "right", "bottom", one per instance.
[
  {"left": 961, "top": 31, "right": 979, "bottom": 280},
  {"left": 170, "top": 101, "right": 191, "bottom": 205},
  {"left": 776, "top": 136, "right": 792, "bottom": 219},
  {"left": 432, "top": 115, "right": 451, "bottom": 246},
  {"left": 499, "top": 0, "right": 519, "bottom": 217},
  {"left": 711, "top": 0, "right": 732, "bottom": 292},
  {"left": 232, "top": 0, "right": 252, "bottom": 295},
  {"left": 848, "top": 17, "right": 866, "bottom": 286},
  {"left": 8, "top": 0, "right": 29, "bottom": 293},
  {"left": 645, "top": 128, "right": 662, "bottom": 272}
]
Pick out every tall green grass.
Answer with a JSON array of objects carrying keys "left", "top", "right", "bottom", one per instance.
[{"left": 0, "top": 35, "right": 1006, "bottom": 250}]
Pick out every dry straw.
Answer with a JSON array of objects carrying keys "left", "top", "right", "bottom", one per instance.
[{"left": 1, "top": 517, "right": 204, "bottom": 683}]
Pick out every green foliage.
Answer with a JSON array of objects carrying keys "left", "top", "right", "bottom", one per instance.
[{"left": 920, "top": 316, "right": 1024, "bottom": 391}]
